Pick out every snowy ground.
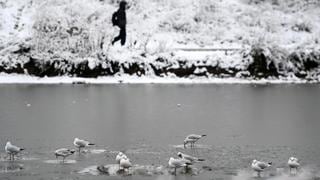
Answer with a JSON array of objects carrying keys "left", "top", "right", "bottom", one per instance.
[{"left": 0, "top": 0, "right": 320, "bottom": 82}]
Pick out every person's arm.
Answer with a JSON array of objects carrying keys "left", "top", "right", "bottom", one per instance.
[{"left": 112, "top": 11, "right": 118, "bottom": 26}]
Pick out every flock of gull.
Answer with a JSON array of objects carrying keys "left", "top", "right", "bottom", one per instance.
[{"left": 4, "top": 134, "right": 301, "bottom": 177}]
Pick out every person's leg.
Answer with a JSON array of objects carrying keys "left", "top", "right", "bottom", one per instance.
[
  {"left": 120, "top": 27, "right": 126, "bottom": 46},
  {"left": 112, "top": 31, "right": 122, "bottom": 45}
]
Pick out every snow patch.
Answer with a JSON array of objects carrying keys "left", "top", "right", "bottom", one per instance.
[
  {"left": 44, "top": 159, "right": 76, "bottom": 164},
  {"left": 0, "top": 73, "right": 316, "bottom": 84}
]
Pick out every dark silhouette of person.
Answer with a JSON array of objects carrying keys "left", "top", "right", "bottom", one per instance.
[{"left": 112, "top": 1, "right": 127, "bottom": 46}]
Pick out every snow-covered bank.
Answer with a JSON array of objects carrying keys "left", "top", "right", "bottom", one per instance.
[
  {"left": 0, "top": 73, "right": 318, "bottom": 84},
  {"left": 1, "top": 44, "right": 320, "bottom": 82},
  {"left": 1, "top": 0, "right": 320, "bottom": 82}
]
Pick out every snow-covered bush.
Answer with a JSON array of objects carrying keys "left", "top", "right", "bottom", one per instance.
[
  {"left": 159, "top": 9, "right": 197, "bottom": 33},
  {"left": 292, "top": 21, "right": 312, "bottom": 33},
  {"left": 32, "top": 0, "right": 115, "bottom": 56}
]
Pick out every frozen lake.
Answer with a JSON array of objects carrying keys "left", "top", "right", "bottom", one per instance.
[{"left": 0, "top": 84, "right": 320, "bottom": 180}]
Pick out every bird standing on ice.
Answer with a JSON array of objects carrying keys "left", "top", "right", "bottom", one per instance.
[
  {"left": 119, "top": 156, "right": 132, "bottom": 171},
  {"left": 73, "top": 138, "right": 95, "bottom": 153},
  {"left": 168, "top": 157, "right": 191, "bottom": 175},
  {"left": 288, "top": 157, "right": 300, "bottom": 174},
  {"left": 177, "top": 152, "right": 204, "bottom": 173},
  {"left": 251, "top": 159, "right": 272, "bottom": 177},
  {"left": 183, "top": 134, "right": 206, "bottom": 148},
  {"left": 54, "top": 148, "right": 75, "bottom": 163},
  {"left": 116, "top": 152, "right": 127, "bottom": 168},
  {"left": 177, "top": 152, "right": 205, "bottom": 164},
  {"left": 5, "top": 141, "right": 25, "bottom": 161}
]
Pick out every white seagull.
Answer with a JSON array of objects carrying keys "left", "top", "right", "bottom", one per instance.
[
  {"left": 177, "top": 152, "right": 205, "bottom": 164},
  {"left": 183, "top": 134, "right": 206, "bottom": 148},
  {"left": 116, "top": 152, "right": 127, "bottom": 168},
  {"left": 168, "top": 157, "right": 191, "bottom": 175},
  {"left": 54, "top": 148, "right": 75, "bottom": 163},
  {"left": 251, "top": 159, "right": 272, "bottom": 177},
  {"left": 119, "top": 156, "right": 132, "bottom": 171},
  {"left": 288, "top": 157, "right": 300, "bottom": 174},
  {"left": 5, "top": 141, "right": 25, "bottom": 161},
  {"left": 73, "top": 138, "right": 95, "bottom": 153}
]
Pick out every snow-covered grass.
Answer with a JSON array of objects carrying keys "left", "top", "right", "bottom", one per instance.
[
  {"left": 0, "top": 0, "right": 319, "bottom": 81},
  {"left": 1, "top": 0, "right": 319, "bottom": 53}
]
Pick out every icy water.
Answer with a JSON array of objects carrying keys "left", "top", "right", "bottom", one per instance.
[{"left": 0, "top": 84, "right": 320, "bottom": 180}]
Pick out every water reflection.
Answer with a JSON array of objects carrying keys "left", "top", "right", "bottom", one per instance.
[{"left": 0, "top": 162, "right": 24, "bottom": 173}]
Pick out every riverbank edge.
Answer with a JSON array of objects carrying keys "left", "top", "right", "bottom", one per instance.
[
  {"left": 1, "top": 73, "right": 319, "bottom": 84},
  {"left": 0, "top": 45, "right": 319, "bottom": 83}
]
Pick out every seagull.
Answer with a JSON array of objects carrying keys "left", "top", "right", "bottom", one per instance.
[
  {"left": 177, "top": 152, "right": 204, "bottom": 173},
  {"left": 119, "top": 156, "right": 132, "bottom": 171},
  {"left": 5, "top": 141, "right": 25, "bottom": 161},
  {"left": 54, "top": 148, "right": 75, "bottom": 163},
  {"left": 251, "top": 159, "right": 272, "bottom": 177},
  {"left": 116, "top": 152, "right": 126, "bottom": 163},
  {"left": 288, "top": 157, "right": 300, "bottom": 174},
  {"left": 177, "top": 152, "right": 205, "bottom": 164},
  {"left": 168, "top": 157, "right": 191, "bottom": 175},
  {"left": 73, "top": 138, "right": 95, "bottom": 153},
  {"left": 116, "top": 152, "right": 127, "bottom": 168},
  {"left": 183, "top": 134, "right": 206, "bottom": 148}
]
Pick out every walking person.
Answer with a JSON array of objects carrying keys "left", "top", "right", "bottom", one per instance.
[{"left": 112, "top": 1, "right": 127, "bottom": 46}]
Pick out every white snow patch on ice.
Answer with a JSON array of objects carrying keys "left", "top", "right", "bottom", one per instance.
[
  {"left": 78, "top": 165, "right": 100, "bottom": 176},
  {"left": 90, "top": 149, "right": 107, "bottom": 154},
  {"left": 44, "top": 159, "right": 76, "bottom": 164},
  {"left": 0, "top": 73, "right": 316, "bottom": 84}
]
